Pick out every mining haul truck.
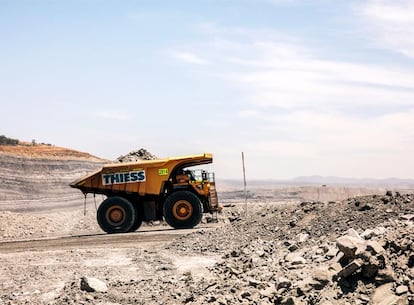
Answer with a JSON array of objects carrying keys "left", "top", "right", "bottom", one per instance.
[{"left": 70, "top": 153, "right": 219, "bottom": 233}]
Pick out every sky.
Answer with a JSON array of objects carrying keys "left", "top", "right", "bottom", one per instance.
[{"left": 1, "top": 0, "right": 414, "bottom": 180}]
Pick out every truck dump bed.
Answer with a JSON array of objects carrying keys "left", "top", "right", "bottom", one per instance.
[{"left": 70, "top": 153, "right": 213, "bottom": 196}]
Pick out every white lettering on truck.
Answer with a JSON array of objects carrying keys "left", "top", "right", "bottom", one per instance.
[{"left": 102, "top": 170, "right": 146, "bottom": 185}]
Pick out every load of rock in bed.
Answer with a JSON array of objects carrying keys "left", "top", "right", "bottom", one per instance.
[
  {"left": 54, "top": 192, "right": 414, "bottom": 305},
  {"left": 116, "top": 148, "right": 157, "bottom": 163}
]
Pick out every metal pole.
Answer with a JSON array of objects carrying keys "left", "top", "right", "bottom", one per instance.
[{"left": 242, "top": 152, "right": 247, "bottom": 216}]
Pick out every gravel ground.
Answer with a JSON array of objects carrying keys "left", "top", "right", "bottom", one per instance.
[{"left": 1, "top": 191, "right": 414, "bottom": 305}]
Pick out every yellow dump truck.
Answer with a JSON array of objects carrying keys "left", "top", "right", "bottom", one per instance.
[{"left": 70, "top": 153, "right": 219, "bottom": 233}]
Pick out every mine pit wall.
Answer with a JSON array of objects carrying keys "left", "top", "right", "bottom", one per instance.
[{"left": 0, "top": 154, "right": 105, "bottom": 202}]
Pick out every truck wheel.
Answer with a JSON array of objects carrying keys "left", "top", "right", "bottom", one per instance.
[
  {"left": 163, "top": 191, "right": 203, "bottom": 229},
  {"left": 97, "top": 196, "right": 136, "bottom": 234},
  {"left": 128, "top": 204, "right": 143, "bottom": 232}
]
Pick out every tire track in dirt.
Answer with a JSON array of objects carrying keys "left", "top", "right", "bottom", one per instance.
[{"left": 0, "top": 227, "right": 207, "bottom": 253}]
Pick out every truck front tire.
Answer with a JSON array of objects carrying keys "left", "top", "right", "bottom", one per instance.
[
  {"left": 163, "top": 191, "right": 203, "bottom": 229},
  {"left": 97, "top": 196, "right": 136, "bottom": 234}
]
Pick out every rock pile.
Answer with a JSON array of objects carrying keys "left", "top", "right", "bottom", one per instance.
[
  {"left": 116, "top": 148, "right": 157, "bottom": 163},
  {"left": 195, "top": 218, "right": 414, "bottom": 305},
  {"left": 331, "top": 222, "right": 414, "bottom": 305},
  {"left": 345, "top": 191, "right": 414, "bottom": 211},
  {"left": 164, "top": 192, "right": 414, "bottom": 304},
  {"left": 53, "top": 191, "right": 414, "bottom": 305}
]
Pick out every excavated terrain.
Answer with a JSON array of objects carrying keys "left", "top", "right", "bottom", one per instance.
[
  {"left": 1, "top": 145, "right": 414, "bottom": 305},
  {"left": 0, "top": 145, "right": 106, "bottom": 208},
  {"left": 50, "top": 193, "right": 414, "bottom": 305}
]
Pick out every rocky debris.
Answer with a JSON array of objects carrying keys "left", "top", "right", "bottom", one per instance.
[
  {"left": 116, "top": 148, "right": 157, "bottom": 163},
  {"left": 0, "top": 205, "right": 102, "bottom": 241},
  {"left": 160, "top": 191, "right": 414, "bottom": 304},
  {"left": 3, "top": 190, "right": 414, "bottom": 305},
  {"left": 169, "top": 192, "right": 413, "bottom": 255},
  {"left": 48, "top": 191, "right": 414, "bottom": 304},
  {"left": 80, "top": 276, "right": 108, "bottom": 293},
  {"left": 346, "top": 192, "right": 414, "bottom": 211}
]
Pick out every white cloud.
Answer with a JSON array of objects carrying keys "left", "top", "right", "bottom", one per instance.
[
  {"left": 169, "top": 24, "right": 414, "bottom": 178},
  {"left": 358, "top": 0, "right": 414, "bottom": 58},
  {"left": 93, "top": 111, "right": 130, "bottom": 121},
  {"left": 220, "top": 41, "right": 414, "bottom": 112},
  {"left": 236, "top": 108, "right": 414, "bottom": 178},
  {"left": 362, "top": 0, "right": 414, "bottom": 23},
  {"left": 170, "top": 51, "right": 209, "bottom": 65},
  {"left": 243, "top": 108, "right": 414, "bottom": 154},
  {"left": 236, "top": 109, "right": 261, "bottom": 118}
]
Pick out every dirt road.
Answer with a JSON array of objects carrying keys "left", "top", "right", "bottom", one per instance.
[
  {"left": 0, "top": 224, "right": 220, "bottom": 305},
  {"left": 0, "top": 226, "right": 213, "bottom": 253}
]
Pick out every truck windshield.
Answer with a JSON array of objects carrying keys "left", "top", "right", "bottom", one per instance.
[{"left": 183, "top": 169, "right": 214, "bottom": 182}]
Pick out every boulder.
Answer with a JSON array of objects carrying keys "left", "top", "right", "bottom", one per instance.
[
  {"left": 346, "top": 228, "right": 362, "bottom": 239},
  {"left": 337, "top": 258, "right": 363, "bottom": 278},
  {"left": 80, "top": 276, "right": 108, "bottom": 293},
  {"left": 277, "top": 277, "right": 292, "bottom": 290},
  {"left": 361, "top": 265, "right": 378, "bottom": 279},
  {"left": 361, "top": 229, "right": 375, "bottom": 239},
  {"left": 371, "top": 283, "right": 400, "bottom": 305},
  {"left": 291, "top": 256, "right": 306, "bottom": 265},
  {"left": 297, "top": 233, "right": 310, "bottom": 243},
  {"left": 285, "top": 252, "right": 306, "bottom": 265},
  {"left": 395, "top": 285, "right": 408, "bottom": 296},
  {"left": 310, "top": 267, "right": 331, "bottom": 290},
  {"left": 325, "top": 246, "right": 338, "bottom": 258},
  {"left": 366, "top": 241, "right": 385, "bottom": 255},
  {"left": 375, "top": 267, "right": 396, "bottom": 285},
  {"left": 361, "top": 257, "right": 380, "bottom": 278},
  {"left": 336, "top": 235, "right": 364, "bottom": 259}
]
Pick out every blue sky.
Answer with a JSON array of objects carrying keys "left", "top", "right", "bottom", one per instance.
[{"left": 1, "top": 0, "right": 414, "bottom": 179}]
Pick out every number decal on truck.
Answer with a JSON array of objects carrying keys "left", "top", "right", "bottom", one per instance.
[
  {"left": 158, "top": 168, "right": 169, "bottom": 176},
  {"left": 102, "top": 170, "right": 146, "bottom": 185}
]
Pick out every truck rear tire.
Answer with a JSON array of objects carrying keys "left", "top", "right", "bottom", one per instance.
[
  {"left": 97, "top": 196, "right": 136, "bottom": 234},
  {"left": 163, "top": 191, "right": 203, "bottom": 229}
]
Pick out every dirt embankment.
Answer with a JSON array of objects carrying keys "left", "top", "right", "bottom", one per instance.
[
  {"left": 0, "top": 145, "right": 107, "bottom": 203},
  {"left": 0, "top": 145, "right": 104, "bottom": 161}
]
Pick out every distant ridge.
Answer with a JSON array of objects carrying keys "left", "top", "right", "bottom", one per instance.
[
  {"left": 219, "top": 176, "right": 414, "bottom": 187},
  {"left": 292, "top": 175, "right": 414, "bottom": 185}
]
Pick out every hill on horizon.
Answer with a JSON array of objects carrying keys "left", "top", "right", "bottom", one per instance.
[
  {"left": 219, "top": 176, "right": 414, "bottom": 188},
  {"left": 291, "top": 175, "right": 414, "bottom": 186}
]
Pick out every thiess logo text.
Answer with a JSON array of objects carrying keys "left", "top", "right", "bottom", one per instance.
[{"left": 102, "top": 170, "right": 146, "bottom": 185}]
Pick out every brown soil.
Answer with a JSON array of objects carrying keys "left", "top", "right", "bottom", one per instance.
[{"left": 0, "top": 145, "right": 106, "bottom": 161}]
